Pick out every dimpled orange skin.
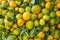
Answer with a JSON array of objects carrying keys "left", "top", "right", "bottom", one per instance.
[
  {"left": 17, "top": 19, "right": 24, "bottom": 26},
  {"left": 9, "top": 1, "right": 17, "bottom": 8},
  {"left": 56, "top": 11, "right": 60, "bottom": 17},
  {"left": 57, "top": 3, "right": 60, "bottom": 8},
  {"left": 37, "top": 32, "right": 45, "bottom": 39},
  {"left": 23, "top": 12, "right": 31, "bottom": 21}
]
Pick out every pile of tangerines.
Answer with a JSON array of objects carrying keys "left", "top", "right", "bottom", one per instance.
[{"left": 0, "top": 0, "right": 60, "bottom": 40}]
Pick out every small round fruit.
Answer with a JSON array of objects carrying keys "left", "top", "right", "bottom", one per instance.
[
  {"left": 9, "top": 1, "right": 17, "bottom": 8},
  {"left": 16, "top": 14, "right": 22, "bottom": 20},
  {"left": 0, "top": 19, "right": 4, "bottom": 25},
  {"left": 2, "top": 10, "right": 7, "bottom": 16},
  {"left": 23, "top": 35, "right": 28, "bottom": 40},
  {"left": 42, "top": 8, "right": 49, "bottom": 14},
  {"left": 5, "top": 25, "right": 10, "bottom": 30},
  {"left": 0, "top": 9, "right": 2, "bottom": 15},
  {"left": 15, "top": 7, "right": 19, "bottom": 11},
  {"left": 38, "top": 13, "right": 43, "bottom": 19},
  {"left": 56, "top": 11, "right": 60, "bottom": 17},
  {"left": 43, "top": 26, "right": 49, "bottom": 32},
  {"left": 17, "top": 19, "right": 24, "bottom": 26},
  {"left": 13, "top": 23, "right": 17, "bottom": 28},
  {"left": 47, "top": 35, "right": 53, "bottom": 40},
  {"left": 7, "top": 12, "right": 14, "bottom": 18},
  {"left": 32, "top": 5, "right": 41, "bottom": 14},
  {"left": 29, "top": 38, "right": 33, "bottom": 40},
  {"left": 25, "top": 6, "right": 31, "bottom": 12},
  {"left": 15, "top": 1, "right": 21, "bottom": 5},
  {"left": 13, "top": 29, "right": 19, "bottom": 35},
  {"left": 43, "top": 15, "right": 50, "bottom": 21},
  {"left": 41, "top": 2, "right": 45, "bottom": 7},
  {"left": 45, "top": 2, "right": 51, "bottom": 9},
  {"left": 10, "top": 28, "right": 14, "bottom": 32},
  {"left": 37, "top": 32, "right": 45, "bottom": 39},
  {"left": 19, "top": 7, "right": 24, "bottom": 13},
  {"left": 51, "top": 26, "right": 55, "bottom": 31},
  {"left": 34, "top": 20, "right": 39, "bottom": 27},
  {"left": 50, "top": 12, "right": 56, "bottom": 18},
  {"left": 1, "top": 1, "right": 7, "bottom": 8},
  {"left": 54, "top": 30, "right": 59, "bottom": 39},
  {"left": 57, "top": 23, "right": 60, "bottom": 29},
  {"left": 31, "top": 14, "right": 37, "bottom": 21},
  {"left": 57, "top": 3, "right": 60, "bottom": 8},
  {"left": 50, "top": 19, "right": 56, "bottom": 25},
  {"left": 26, "top": 21, "right": 34, "bottom": 30},
  {"left": 23, "top": 12, "right": 31, "bottom": 21},
  {"left": 39, "top": 19, "right": 45, "bottom": 26}
]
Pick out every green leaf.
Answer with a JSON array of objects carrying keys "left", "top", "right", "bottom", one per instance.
[
  {"left": 35, "top": 0, "right": 45, "bottom": 4},
  {"left": 2, "top": 35, "right": 7, "bottom": 40},
  {"left": 50, "top": 28, "right": 54, "bottom": 36},
  {"left": 20, "top": 30, "right": 25, "bottom": 36},
  {"left": 7, "top": 35, "right": 17, "bottom": 40},
  {"left": 21, "top": 2, "right": 28, "bottom": 8},
  {"left": 30, "top": 27, "right": 36, "bottom": 35},
  {"left": 55, "top": 17, "right": 59, "bottom": 24},
  {"left": 30, "top": 0, "right": 35, "bottom": 4},
  {"left": 24, "top": 29, "right": 29, "bottom": 37},
  {"left": 0, "top": 28, "right": 2, "bottom": 40}
]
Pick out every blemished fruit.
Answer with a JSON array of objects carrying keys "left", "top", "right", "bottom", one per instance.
[{"left": 0, "top": 0, "right": 60, "bottom": 40}]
